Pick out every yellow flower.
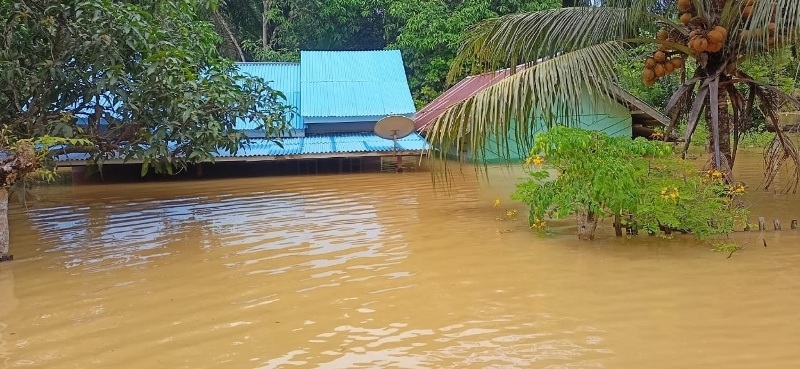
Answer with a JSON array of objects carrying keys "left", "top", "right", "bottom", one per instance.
[
  {"left": 506, "top": 209, "right": 518, "bottom": 219},
  {"left": 660, "top": 187, "right": 679, "bottom": 200},
  {"left": 532, "top": 155, "right": 544, "bottom": 166},
  {"left": 530, "top": 216, "right": 547, "bottom": 229},
  {"left": 727, "top": 182, "right": 747, "bottom": 195},
  {"left": 493, "top": 198, "right": 501, "bottom": 207}
]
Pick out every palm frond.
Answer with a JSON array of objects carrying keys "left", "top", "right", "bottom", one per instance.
[
  {"left": 732, "top": 74, "right": 800, "bottom": 192},
  {"left": 724, "top": 82, "right": 749, "bottom": 163},
  {"left": 448, "top": 6, "right": 657, "bottom": 82},
  {"left": 427, "top": 41, "right": 626, "bottom": 166},
  {"left": 736, "top": 0, "right": 800, "bottom": 56},
  {"left": 680, "top": 82, "right": 709, "bottom": 154}
]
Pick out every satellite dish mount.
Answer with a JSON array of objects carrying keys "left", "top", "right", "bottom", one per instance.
[{"left": 374, "top": 116, "right": 415, "bottom": 172}]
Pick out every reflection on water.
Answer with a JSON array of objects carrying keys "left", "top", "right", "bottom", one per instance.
[{"left": 1, "top": 154, "right": 800, "bottom": 368}]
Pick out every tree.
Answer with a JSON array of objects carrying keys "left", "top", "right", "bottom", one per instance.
[
  {"left": 0, "top": 0, "right": 292, "bottom": 260},
  {"left": 426, "top": 0, "right": 800, "bottom": 187},
  {"left": 513, "top": 127, "right": 746, "bottom": 240}
]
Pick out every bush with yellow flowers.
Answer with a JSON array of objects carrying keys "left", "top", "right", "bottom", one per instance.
[
  {"left": 635, "top": 156, "right": 748, "bottom": 239},
  {"left": 512, "top": 126, "right": 748, "bottom": 241}
]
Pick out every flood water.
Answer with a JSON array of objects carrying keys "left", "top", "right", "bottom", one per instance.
[{"left": 2, "top": 153, "right": 800, "bottom": 368}]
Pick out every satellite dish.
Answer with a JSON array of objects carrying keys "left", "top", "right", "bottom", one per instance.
[
  {"left": 374, "top": 115, "right": 415, "bottom": 173},
  {"left": 374, "top": 116, "right": 415, "bottom": 140}
]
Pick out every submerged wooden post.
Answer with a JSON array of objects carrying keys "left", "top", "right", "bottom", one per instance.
[
  {"left": 791, "top": 220, "right": 798, "bottom": 230},
  {"left": 774, "top": 219, "right": 782, "bottom": 230},
  {"left": 614, "top": 214, "right": 623, "bottom": 237},
  {"left": 758, "top": 217, "right": 766, "bottom": 231}
]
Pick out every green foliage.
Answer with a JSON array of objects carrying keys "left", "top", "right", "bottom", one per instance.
[
  {"left": 512, "top": 127, "right": 748, "bottom": 240},
  {"left": 1, "top": 127, "right": 92, "bottom": 203},
  {"left": 711, "top": 241, "right": 742, "bottom": 254},
  {"left": 739, "top": 49, "right": 799, "bottom": 95},
  {"left": 241, "top": 40, "right": 299, "bottom": 62},
  {"left": 739, "top": 131, "right": 776, "bottom": 149},
  {"left": 512, "top": 127, "right": 673, "bottom": 221},
  {"left": 0, "top": 0, "right": 292, "bottom": 175},
  {"left": 635, "top": 165, "right": 748, "bottom": 239},
  {"left": 211, "top": 0, "right": 387, "bottom": 60}
]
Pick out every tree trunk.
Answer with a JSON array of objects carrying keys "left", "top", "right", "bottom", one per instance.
[
  {"left": 576, "top": 210, "right": 598, "bottom": 241},
  {"left": 0, "top": 188, "right": 9, "bottom": 261},
  {"left": 0, "top": 141, "right": 37, "bottom": 262},
  {"left": 706, "top": 86, "right": 733, "bottom": 173},
  {"left": 213, "top": 11, "right": 246, "bottom": 62}
]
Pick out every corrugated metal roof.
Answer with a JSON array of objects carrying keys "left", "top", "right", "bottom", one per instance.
[
  {"left": 235, "top": 62, "right": 303, "bottom": 131},
  {"left": 54, "top": 132, "right": 429, "bottom": 163},
  {"left": 300, "top": 50, "right": 416, "bottom": 118},
  {"left": 414, "top": 69, "right": 511, "bottom": 131},
  {"left": 228, "top": 132, "right": 429, "bottom": 157}
]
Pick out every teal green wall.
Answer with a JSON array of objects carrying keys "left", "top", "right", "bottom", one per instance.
[{"left": 462, "top": 93, "right": 633, "bottom": 164}]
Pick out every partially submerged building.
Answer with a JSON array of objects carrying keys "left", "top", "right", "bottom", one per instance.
[
  {"left": 58, "top": 50, "right": 429, "bottom": 176},
  {"left": 414, "top": 67, "right": 669, "bottom": 163}
]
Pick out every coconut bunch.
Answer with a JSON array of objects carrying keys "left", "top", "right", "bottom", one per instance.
[
  {"left": 689, "top": 26, "right": 727, "bottom": 53},
  {"left": 642, "top": 0, "right": 735, "bottom": 87},
  {"left": 642, "top": 26, "right": 687, "bottom": 86},
  {"left": 643, "top": 50, "right": 685, "bottom": 86}
]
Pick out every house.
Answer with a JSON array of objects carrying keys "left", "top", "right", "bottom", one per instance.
[
  {"left": 414, "top": 67, "right": 669, "bottom": 163},
  {"left": 57, "top": 50, "right": 429, "bottom": 175}
]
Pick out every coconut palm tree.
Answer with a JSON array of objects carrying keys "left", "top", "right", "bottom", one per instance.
[{"left": 426, "top": 0, "right": 800, "bottom": 190}]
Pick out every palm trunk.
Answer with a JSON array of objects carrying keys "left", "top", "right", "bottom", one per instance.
[
  {"left": 0, "top": 188, "right": 10, "bottom": 261},
  {"left": 576, "top": 210, "right": 598, "bottom": 241},
  {"left": 706, "top": 86, "right": 733, "bottom": 172}
]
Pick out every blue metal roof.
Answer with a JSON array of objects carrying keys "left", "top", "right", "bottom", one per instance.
[
  {"left": 227, "top": 132, "right": 428, "bottom": 157},
  {"left": 54, "top": 132, "right": 429, "bottom": 163},
  {"left": 300, "top": 50, "right": 417, "bottom": 118},
  {"left": 235, "top": 62, "right": 303, "bottom": 131}
]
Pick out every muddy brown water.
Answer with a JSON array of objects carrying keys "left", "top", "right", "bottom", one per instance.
[{"left": 2, "top": 154, "right": 800, "bottom": 368}]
